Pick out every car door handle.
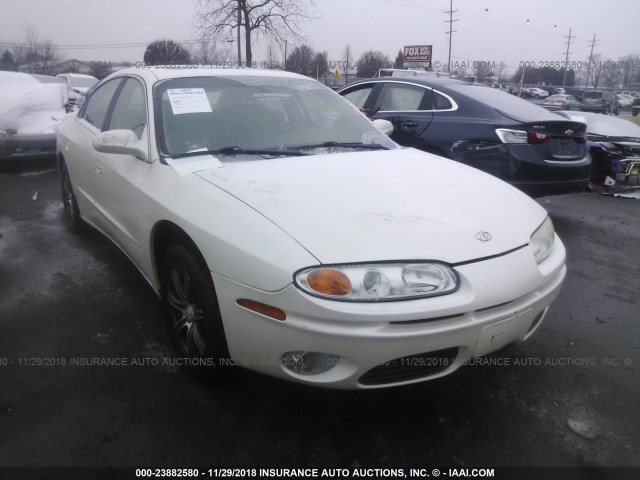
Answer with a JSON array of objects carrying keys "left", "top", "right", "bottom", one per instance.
[{"left": 399, "top": 120, "right": 418, "bottom": 128}]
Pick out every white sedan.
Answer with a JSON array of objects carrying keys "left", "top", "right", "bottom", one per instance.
[
  {"left": 57, "top": 67, "right": 566, "bottom": 389},
  {"left": 528, "top": 87, "right": 550, "bottom": 99}
]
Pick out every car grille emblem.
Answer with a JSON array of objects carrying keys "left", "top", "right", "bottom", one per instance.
[
  {"left": 475, "top": 231, "right": 492, "bottom": 242},
  {"left": 565, "top": 129, "right": 574, "bottom": 135}
]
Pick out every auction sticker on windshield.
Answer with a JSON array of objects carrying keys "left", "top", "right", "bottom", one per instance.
[{"left": 167, "top": 88, "right": 212, "bottom": 115}]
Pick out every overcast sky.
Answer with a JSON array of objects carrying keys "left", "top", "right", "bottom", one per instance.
[{"left": 2, "top": 0, "right": 639, "bottom": 75}]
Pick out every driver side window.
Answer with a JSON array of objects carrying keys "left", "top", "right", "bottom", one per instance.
[{"left": 107, "top": 78, "right": 147, "bottom": 140}]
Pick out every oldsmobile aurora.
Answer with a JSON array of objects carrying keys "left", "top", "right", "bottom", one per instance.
[{"left": 57, "top": 68, "right": 566, "bottom": 389}]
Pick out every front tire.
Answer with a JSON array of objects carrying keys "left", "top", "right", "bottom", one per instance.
[
  {"left": 59, "top": 160, "right": 83, "bottom": 233},
  {"left": 160, "top": 245, "right": 230, "bottom": 379}
]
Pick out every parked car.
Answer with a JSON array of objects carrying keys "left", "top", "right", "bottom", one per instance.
[
  {"left": 57, "top": 67, "right": 566, "bottom": 389},
  {"left": 564, "top": 88, "right": 586, "bottom": 102},
  {"left": 557, "top": 110, "right": 640, "bottom": 186},
  {"left": 0, "top": 71, "right": 68, "bottom": 159},
  {"left": 616, "top": 94, "right": 634, "bottom": 109},
  {"left": 56, "top": 73, "right": 99, "bottom": 105},
  {"left": 541, "top": 94, "right": 580, "bottom": 111},
  {"left": 527, "top": 87, "right": 550, "bottom": 99},
  {"left": 580, "top": 90, "right": 616, "bottom": 114},
  {"left": 632, "top": 97, "right": 640, "bottom": 116},
  {"left": 517, "top": 87, "right": 532, "bottom": 98},
  {"left": 338, "top": 77, "right": 591, "bottom": 197}
]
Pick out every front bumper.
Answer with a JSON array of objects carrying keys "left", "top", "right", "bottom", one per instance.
[
  {"left": 0, "top": 132, "right": 57, "bottom": 159},
  {"left": 212, "top": 238, "right": 566, "bottom": 389}
]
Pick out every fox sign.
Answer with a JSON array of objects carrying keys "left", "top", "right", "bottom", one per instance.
[{"left": 403, "top": 45, "right": 432, "bottom": 62}]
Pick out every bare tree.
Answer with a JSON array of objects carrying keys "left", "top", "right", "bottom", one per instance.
[
  {"left": 356, "top": 51, "right": 391, "bottom": 78},
  {"left": 191, "top": 39, "right": 232, "bottom": 65},
  {"left": 618, "top": 54, "right": 640, "bottom": 87},
  {"left": 0, "top": 50, "right": 18, "bottom": 71},
  {"left": 195, "top": 0, "right": 315, "bottom": 66},
  {"left": 342, "top": 44, "right": 353, "bottom": 72},
  {"left": 342, "top": 44, "right": 353, "bottom": 82},
  {"left": 21, "top": 27, "right": 62, "bottom": 74},
  {"left": 285, "top": 44, "right": 314, "bottom": 77},
  {"left": 265, "top": 42, "right": 279, "bottom": 68},
  {"left": 313, "top": 50, "right": 328, "bottom": 79},
  {"left": 89, "top": 61, "right": 113, "bottom": 80},
  {"left": 473, "top": 61, "right": 494, "bottom": 83},
  {"left": 393, "top": 50, "right": 403, "bottom": 69},
  {"left": 144, "top": 40, "right": 192, "bottom": 65},
  {"left": 588, "top": 54, "right": 606, "bottom": 88},
  {"left": 496, "top": 61, "right": 507, "bottom": 83}
]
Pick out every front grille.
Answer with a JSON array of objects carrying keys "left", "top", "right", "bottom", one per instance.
[{"left": 359, "top": 348, "right": 459, "bottom": 386}]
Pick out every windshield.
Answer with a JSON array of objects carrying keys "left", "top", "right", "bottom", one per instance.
[
  {"left": 70, "top": 77, "right": 98, "bottom": 88},
  {"left": 154, "top": 75, "right": 396, "bottom": 159}
]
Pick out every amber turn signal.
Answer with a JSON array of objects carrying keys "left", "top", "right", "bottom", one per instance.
[
  {"left": 306, "top": 268, "right": 352, "bottom": 296},
  {"left": 236, "top": 299, "right": 286, "bottom": 321}
]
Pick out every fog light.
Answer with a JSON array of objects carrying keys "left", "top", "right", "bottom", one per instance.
[{"left": 281, "top": 351, "right": 340, "bottom": 375}]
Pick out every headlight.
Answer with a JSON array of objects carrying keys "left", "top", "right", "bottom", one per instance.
[
  {"left": 530, "top": 216, "right": 555, "bottom": 264},
  {"left": 295, "top": 262, "right": 459, "bottom": 302}
]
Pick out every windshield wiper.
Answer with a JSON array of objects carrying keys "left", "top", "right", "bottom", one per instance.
[
  {"left": 297, "top": 141, "right": 391, "bottom": 150},
  {"left": 215, "top": 146, "right": 310, "bottom": 157},
  {"left": 168, "top": 146, "right": 310, "bottom": 160}
]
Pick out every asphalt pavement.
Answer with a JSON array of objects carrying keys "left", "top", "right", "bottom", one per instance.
[{"left": 0, "top": 157, "right": 638, "bottom": 479}]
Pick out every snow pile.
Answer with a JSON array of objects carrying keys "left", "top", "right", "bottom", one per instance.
[{"left": 0, "top": 72, "right": 68, "bottom": 134}]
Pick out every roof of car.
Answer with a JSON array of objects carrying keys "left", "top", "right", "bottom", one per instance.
[
  {"left": 106, "top": 67, "right": 309, "bottom": 84},
  {"left": 343, "top": 76, "right": 471, "bottom": 90}
]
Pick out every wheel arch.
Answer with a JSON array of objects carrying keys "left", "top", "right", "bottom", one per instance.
[{"left": 151, "top": 220, "right": 210, "bottom": 293}]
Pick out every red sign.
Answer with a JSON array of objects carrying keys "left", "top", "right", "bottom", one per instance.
[{"left": 404, "top": 45, "right": 432, "bottom": 62}]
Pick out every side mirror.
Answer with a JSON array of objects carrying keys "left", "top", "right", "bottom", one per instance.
[
  {"left": 92, "top": 129, "right": 148, "bottom": 161},
  {"left": 372, "top": 119, "right": 394, "bottom": 136}
]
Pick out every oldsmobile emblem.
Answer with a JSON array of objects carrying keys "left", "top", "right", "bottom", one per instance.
[
  {"left": 565, "top": 129, "right": 574, "bottom": 135},
  {"left": 475, "top": 231, "right": 492, "bottom": 242}
]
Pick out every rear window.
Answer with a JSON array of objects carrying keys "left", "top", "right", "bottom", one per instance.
[
  {"left": 583, "top": 91, "right": 603, "bottom": 99},
  {"left": 449, "top": 84, "right": 559, "bottom": 120}
]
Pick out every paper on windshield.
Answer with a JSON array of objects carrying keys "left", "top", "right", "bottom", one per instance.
[{"left": 167, "top": 88, "right": 212, "bottom": 115}]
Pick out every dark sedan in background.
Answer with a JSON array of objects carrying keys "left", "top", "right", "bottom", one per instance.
[{"left": 338, "top": 77, "right": 591, "bottom": 197}]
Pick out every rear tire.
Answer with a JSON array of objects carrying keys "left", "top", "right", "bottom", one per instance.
[{"left": 160, "top": 244, "right": 230, "bottom": 380}]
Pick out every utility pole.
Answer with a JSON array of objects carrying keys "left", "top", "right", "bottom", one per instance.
[
  {"left": 237, "top": 0, "right": 242, "bottom": 65},
  {"left": 562, "top": 28, "right": 574, "bottom": 86},
  {"left": 284, "top": 40, "right": 288, "bottom": 70},
  {"left": 585, "top": 33, "right": 598, "bottom": 88},
  {"left": 444, "top": 0, "right": 458, "bottom": 73}
]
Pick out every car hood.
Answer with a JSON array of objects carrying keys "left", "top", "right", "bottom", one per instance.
[{"left": 194, "top": 149, "right": 546, "bottom": 264}]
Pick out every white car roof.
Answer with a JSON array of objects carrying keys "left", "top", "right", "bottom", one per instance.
[{"left": 106, "top": 67, "right": 310, "bottom": 84}]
